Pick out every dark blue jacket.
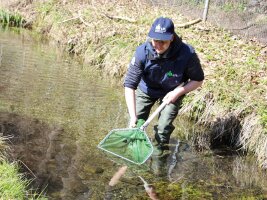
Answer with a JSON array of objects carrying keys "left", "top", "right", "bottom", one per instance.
[{"left": 124, "top": 34, "right": 204, "bottom": 98}]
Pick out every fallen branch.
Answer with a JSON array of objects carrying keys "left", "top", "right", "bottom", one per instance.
[
  {"left": 18, "top": 160, "right": 37, "bottom": 179},
  {"left": 101, "top": 13, "right": 136, "bottom": 23},
  {"left": 169, "top": 175, "right": 185, "bottom": 185},
  {"left": 139, "top": 176, "right": 159, "bottom": 200},
  {"left": 78, "top": 10, "right": 91, "bottom": 27},
  {"left": 58, "top": 16, "right": 79, "bottom": 24},
  {"left": 175, "top": 18, "right": 202, "bottom": 28},
  {"left": 58, "top": 10, "right": 91, "bottom": 27}
]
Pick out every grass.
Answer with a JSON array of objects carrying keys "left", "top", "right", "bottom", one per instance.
[
  {"left": 0, "top": 138, "right": 7, "bottom": 160},
  {"left": 221, "top": 1, "right": 247, "bottom": 12},
  {"left": 0, "top": 158, "right": 47, "bottom": 200},
  {"left": 0, "top": 159, "right": 27, "bottom": 199},
  {"left": 0, "top": 136, "right": 47, "bottom": 199},
  {"left": 0, "top": 9, "right": 24, "bottom": 27}
]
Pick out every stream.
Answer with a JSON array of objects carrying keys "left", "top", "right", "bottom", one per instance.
[{"left": 0, "top": 28, "right": 266, "bottom": 199}]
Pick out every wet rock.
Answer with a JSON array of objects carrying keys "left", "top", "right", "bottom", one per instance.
[
  {"left": 83, "top": 165, "right": 103, "bottom": 174},
  {"left": 61, "top": 175, "right": 89, "bottom": 198}
]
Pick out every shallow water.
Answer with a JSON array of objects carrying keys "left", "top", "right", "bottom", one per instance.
[{"left": 0, "top": 28, "right": 266, "bottom": 199}]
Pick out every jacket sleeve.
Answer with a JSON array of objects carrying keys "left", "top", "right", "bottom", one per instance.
[
  {"left": 123, "top": 45, "right": 146, "bottom": 89},
  {"left": 184, "top": 53, "right": 204, "bottom": 82}
]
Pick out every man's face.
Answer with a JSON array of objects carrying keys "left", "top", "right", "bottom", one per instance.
[{"left": 151, "top": 38, "right": 173, "bottom": 54}]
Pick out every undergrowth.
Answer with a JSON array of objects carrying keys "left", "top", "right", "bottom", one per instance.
[
  {"left": 0, "top": 158, "right": 47, "bottom": 200},
  {"left": 0, "top": 9, "right": 24, "bottom": 27}
]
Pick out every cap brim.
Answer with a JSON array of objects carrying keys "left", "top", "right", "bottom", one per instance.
[{"left": 148, "top": 31, "right": 173, "bottom": 41}]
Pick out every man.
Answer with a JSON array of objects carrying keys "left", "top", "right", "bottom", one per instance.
[{"left": 123, "top": 17, "right": 204, "bottom": 156}]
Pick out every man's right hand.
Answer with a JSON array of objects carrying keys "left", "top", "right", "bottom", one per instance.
[{"left": 129, "top": 117, "right": 138, "bottom": 128}]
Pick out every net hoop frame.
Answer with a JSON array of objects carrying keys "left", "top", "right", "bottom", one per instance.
[{"left": 97, "top": 128, "right": 154, "bottom": 165}]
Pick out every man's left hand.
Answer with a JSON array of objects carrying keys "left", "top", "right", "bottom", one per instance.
[{"left": 163, "top": 90, "right": 179, "bottom": 104}]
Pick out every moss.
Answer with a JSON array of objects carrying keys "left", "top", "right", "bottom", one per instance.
[{"left": 150, "top": 181, "right": 213, "bottom": 200}]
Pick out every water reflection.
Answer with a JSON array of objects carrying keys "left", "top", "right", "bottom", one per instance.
[
  {"left": 0, "top": 28, "right": 267, "bottom": 199},
  {"left": 148, "top": 139, "right": 267, "bottom": 199},
  {"left": 0, "top": 28, "right": 125, "bottom": 199}
]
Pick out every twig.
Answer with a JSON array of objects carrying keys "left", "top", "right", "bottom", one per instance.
[
  {"left": 78, "top": 10, "right": 91, "bottom": 27},
  {"left": 175, "top": 18, "right": 202, "bottom": 28},
  {"left": 169, "top": 175, "right": 185, "bottom": 185},
  {"left": 230, "top": 23, "right": 255, "bottom": 31},
  {"left": 58, "top": 10, "right": 91, "bottom": 27},
  {"left": 101, "top": 13, "right": 136, "bottom": 23},
  {"left": 58, "top": 16, "right": 79, "bottom": 24},
  {"left": 18, "top": 160, "right": 37, "bottom": 179},
  {"left": 138, "top": 176, "right": 159, "bottom": 200}
]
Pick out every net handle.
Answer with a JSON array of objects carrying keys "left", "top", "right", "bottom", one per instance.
[{"left": 140, "top": 101, "right": 167, "bottom": 130}]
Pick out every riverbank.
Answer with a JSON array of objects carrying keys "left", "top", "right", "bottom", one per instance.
[
  {"left": 0, "top": 137, "right": 47, "bottom": 199},
  {"left": 0, "top": 0, "right": 266, "bottom": 170}
]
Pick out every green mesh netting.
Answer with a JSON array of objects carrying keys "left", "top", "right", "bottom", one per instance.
[{"left": 98, "top": 119, "right": 153, "bottom": 165}]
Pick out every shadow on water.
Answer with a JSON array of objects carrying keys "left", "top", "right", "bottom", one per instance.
[
  {"left": 0, "top": 28, "right": 267, "bottom": 199},
  {"left": 0, "top": 112, "right": 83, "bottom": 198}
]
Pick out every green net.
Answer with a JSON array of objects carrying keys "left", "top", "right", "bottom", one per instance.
[{"left": 98, "top": 120, "right": 153, "bottom": 165}]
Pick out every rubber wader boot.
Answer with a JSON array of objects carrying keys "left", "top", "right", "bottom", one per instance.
[{"left": 152, "top": 143, "right": 169, "bottom": 157}]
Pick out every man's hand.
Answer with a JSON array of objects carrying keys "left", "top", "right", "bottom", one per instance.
[
  {"left": 163, "top": 90, "right": 179, "bottom": 104},
  {"left": 129, "top": 116, "right": 138, "bottom": 128},
  {"left": 163, "top": 80, "right": 203, "bottom": 104}
]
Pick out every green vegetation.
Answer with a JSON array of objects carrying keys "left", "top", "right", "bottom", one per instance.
[
  {"left": 0, "top": 9, "right": 24, "bottom": 27},
  {"left": 220, "top": 1, "right": 247, "bottom": 12},
  {"left": 0, "top": 159, "right": 29, "bottom": 199},
  {"left": 0, "top": 158, "right": 47, "bottom": 200},
  {"left": 259, "top": 109, "right": 267, "bottom": 134},
  {"left": 0, "top": 138, "right": 7, "bottom": 159},
  {"left": 155, "top": 181, "right": 213, "bottom": 200},
  {"left": 133, "top": 178, "right": 266, "bottom": 200},
  {"left": 0, "top": 135, "right": 46, "bottom": 199}
]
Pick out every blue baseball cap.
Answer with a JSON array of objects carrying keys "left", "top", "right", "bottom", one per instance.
[{"left": 148, "top": 17, "right": 174, "bottom": 41}]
